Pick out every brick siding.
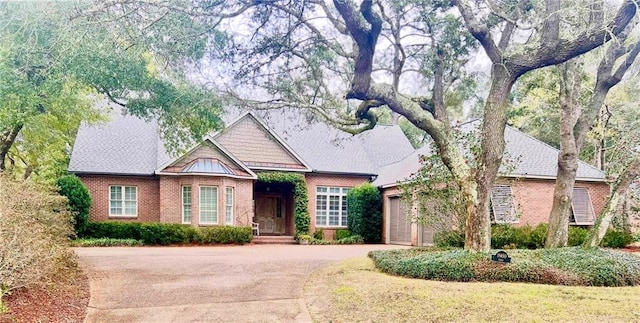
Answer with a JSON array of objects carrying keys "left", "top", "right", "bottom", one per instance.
[
  {"left": 80, "top": 175, "right": 160, "bottom": 222},
  {"left": 506, "top": 178, "right": 609, "bottom": 226},
  {"left": 380, "top": 178, "right": 610, "bottom": 246},
  {"left": 80, "top": 174, "right": 254, "bottom": 226},
  {"left": 305, "top": 173, "right": 370, "bottom": 240}
]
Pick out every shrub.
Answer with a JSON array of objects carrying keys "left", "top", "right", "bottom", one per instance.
[
  {"left": 369, "top": 247, "right": 640, "bottom": 286},
  {"left": 56, "top": 175, "right": 91, "bottom": 236},
  {"left": 0, "top": 176, "right": 75, "bottom": 305},
  {"left": 633, "top": 232, "right": 640, "bottom": 243},
  {"left": 601, "top": 230, "right": 634, "bottom": 248},
  {"left": 568, "top": 226, "right": 589, "bottom": 246},
  {"left": 335, "top": 229, "right": 352, "bottom": 241},
  {"left": 313, "top": 228, "right": 324, "bottom": 240},
  {"left": 84, "top": 222, "right": 252, "bottom": 245},
  {"left": 336, "top": 234, "right": 364, "bottom": 244},
  {"left": 196, "top": 226, "right": 253, "bottom": 244},
  {"left": 347, "top": 183, "right": 382, "bottom": 243},
  {"left": 71, "top": 238, "right": 143, "bottom": 247},
  {"left": 491, "top": 224, "right": 546, "bottom": 249},
  {"left": 310, "top": 239, "right": 332, "bottom": 245},
  {"left": 434, "top": 230, "right": 464, "bottom": 248}
]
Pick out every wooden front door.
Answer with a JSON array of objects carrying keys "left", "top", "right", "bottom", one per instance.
[{"left": 255, "top": 195, "right": 285, "bottom": 235}]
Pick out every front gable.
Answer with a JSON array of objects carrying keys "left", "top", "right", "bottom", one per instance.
[
  {"left": 157, "top": 138, "right": 256, "bottom": 179},
  {"left": 214, "top": 113, "right": 311, "bottom": 172}
]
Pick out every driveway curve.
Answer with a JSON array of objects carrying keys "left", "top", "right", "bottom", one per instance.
[{"left": 76, "top": 244, "right": 406, "bottom": 322}]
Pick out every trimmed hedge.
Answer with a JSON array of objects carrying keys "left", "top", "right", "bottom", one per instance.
[
  {"left": 369, "top": 247, "right": 640, "bottom": 286},
  {"left": 83, "top": 222, "right": 252, "bottom": 245},
  {"left": 347, "top": 183, "right": 382, "bottom": 243},
  {"left": 72, "top": 238, "right": 143, "bottom": 247},
  {"left": 435, "top": 224, "right": 633, "bottom": 249}
]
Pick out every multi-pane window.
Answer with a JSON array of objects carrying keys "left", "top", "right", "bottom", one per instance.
[
  {"left": 182, "top": 186, "right": 192, "bottom": 224},
  {"left": 109, "top": 186, "right": 137, "bottom": 216},
  {"left": 199, "top": 186, "right": 218, "bottom": 224},
  {"left": 316, "top": 186, "right": 350, "bottom": 227},
  {"left": 225, "top": 187, "right": 234, "bottom": 225}
]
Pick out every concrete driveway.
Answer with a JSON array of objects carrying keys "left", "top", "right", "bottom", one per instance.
[{"left": 75, "top": 244, "right": 406, "bottom": 323}]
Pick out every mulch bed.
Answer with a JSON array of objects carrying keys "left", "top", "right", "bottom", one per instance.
[
  {"left": 622, "top": 246, "right": 640, "bottom": 253},
  {"left": 1, "top": 268, "right": 89, "bottom": 323}
]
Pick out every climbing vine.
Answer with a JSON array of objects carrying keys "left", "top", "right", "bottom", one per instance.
[{"left": 257, "top": 172, "right": 309, "bottom": 238}]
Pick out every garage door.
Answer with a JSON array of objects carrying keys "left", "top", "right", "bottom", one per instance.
[
  {"left": 419, "top": 224, "right": 435, "bottom": 246},
  {"left": 388, "top": 197, "right": 411, "bottom": 245}
]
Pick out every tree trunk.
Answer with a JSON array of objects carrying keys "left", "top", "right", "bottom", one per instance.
[
  {"left": 466, "top": 66, "right": 516, "bottom": 252},
  {"left": 546, "top": 61, "right": 582, "bottom": 247},
  {"left": 0, "top": 124, "right": 23, "bottom": 171},
  {"left": 584, "top": 156, "right": 640, "bottom": 247}
]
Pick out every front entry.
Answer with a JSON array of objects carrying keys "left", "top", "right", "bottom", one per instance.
[{"left": 255, "top": 195, "right": 285, "bottom": 235}]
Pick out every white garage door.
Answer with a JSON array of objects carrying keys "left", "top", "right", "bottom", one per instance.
[{"left": 388, "top": 197, "right": 411, "bottom": 245}]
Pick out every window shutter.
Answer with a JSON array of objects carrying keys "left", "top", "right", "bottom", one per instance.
[
  {"left": 490, "top": 185, "right": 516, "bottom": 223},
  {"left": 571, "top": 188, "right": 595, "bottom": 225}
]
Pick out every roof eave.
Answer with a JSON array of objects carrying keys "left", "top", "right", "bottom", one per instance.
[
  {"left": 249, "top": 166, "right": 312, "bottom": 173},
  {"left": 155, "top": 171, "right": 257, "bottom": 180}
]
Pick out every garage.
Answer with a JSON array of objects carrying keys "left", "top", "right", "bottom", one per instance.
[
  {"left": 388, "top": 196, "right": 412, "bottom": 245},
  {"left": 419, "top": 223, "right": 435, "bottom": 246}
]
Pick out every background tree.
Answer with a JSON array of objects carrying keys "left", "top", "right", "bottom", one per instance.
[
  {"left": 0, "top": 2, "right": 224, "bottom": 182},
  {"left": 545, "top": 20, "right": 640, "bottom": 247}
]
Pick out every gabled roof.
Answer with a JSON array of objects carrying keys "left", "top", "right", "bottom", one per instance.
[
  {"left": 155, "top": 137, "right": 257, "bottom": 179},
  {"left": 373, "top": 122, "right": 607, "bottom": 188},
  {"left": 246, "top": 109, "right": 415, "bottom": 175},
  {"left": 69, "top": 104, "right": 415, "bottom": 177},
  {"left": 212, "top": 112, "right": 312, "bottom": 172}
]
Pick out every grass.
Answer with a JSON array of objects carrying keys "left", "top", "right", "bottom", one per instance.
[{"left": 304, "top": 257, "right": 640, "bottom": 322}]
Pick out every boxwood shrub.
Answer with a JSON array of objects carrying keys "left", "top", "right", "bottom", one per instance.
[
  {"left": 83, "top": 222, "right": 252, "bottom": 245},
  {"left": 369, "top": 247, "right": 640, "bottom": 286}
]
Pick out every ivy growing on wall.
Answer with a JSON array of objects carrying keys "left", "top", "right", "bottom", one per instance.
[{"left": 257, "top": 172, "right": 309, "bottom": 237}]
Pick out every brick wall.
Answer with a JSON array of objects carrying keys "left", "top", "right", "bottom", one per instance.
[
  {"left": 507, "top": 178, "right": 609, "bottom": 226},
  {"left": 159, "top": 175, "right": 254, "bottom": 226},
  {"left": 80, "top": 175, "right": 160, "bottom": 222},
  {"left": 379, "top": 178, "right": 610, "bottom": 246},
  {"left": 305, "top": 173, "right": 370, "bottom": 240}
]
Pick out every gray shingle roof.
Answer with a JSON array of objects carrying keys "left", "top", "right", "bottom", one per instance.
[
  {"left": 69, "top": 110, "right": 162, "bottom": 175},
  {"left": 373, "top": 122, "right": 606, "bottom": 187},
  {"left": 235, "top": 109, "right": 415, "bottom": 175},
  {"left": 504, "top": 125, "right": 605, "bottom": 180},
  {"left": 69, "top": 106, "right": 415, "bottom": 176}
]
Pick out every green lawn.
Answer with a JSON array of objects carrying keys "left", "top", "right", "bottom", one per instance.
[{"left": 304, "top": 257, "right": 640, "bottom": 322}]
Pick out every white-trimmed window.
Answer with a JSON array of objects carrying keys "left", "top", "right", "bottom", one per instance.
[
  {"left": 490, "top": 185, "right": 517, "bottom": 223},
  {"left": 182, "top": 186, "right": 192, "bottom": 224},
  {"left": 570, "top": 187, "right": 596, "bottom": 225},
  {"left": 316, "top": 186, "right": 350, "bottom": 227},
  {"left": 199, "top": 186, "right": 218, "bottom": 224},
  {"left": 225, "top": 187, "right": 234, "bottom": 225},
  {"left": 109, "top": 185, "right": 137, "bottom": 217}
]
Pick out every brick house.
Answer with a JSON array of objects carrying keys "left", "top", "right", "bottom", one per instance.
[
  {"left": 373, "top": 125, "right": 609, "bottom": 246},
  {"left": 69, "top": 109, "right": 414, "bottom": 240},
  {"left": 69, "top": 109, "right": 609, "bottom": 245}
]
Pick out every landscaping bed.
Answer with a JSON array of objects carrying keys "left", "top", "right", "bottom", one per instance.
[
  {"left": 368, "top": 247, "right": 640, "bottom": 286},
  {"left": 1, "top": 266, "right": 89, "bottom": 322}
]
